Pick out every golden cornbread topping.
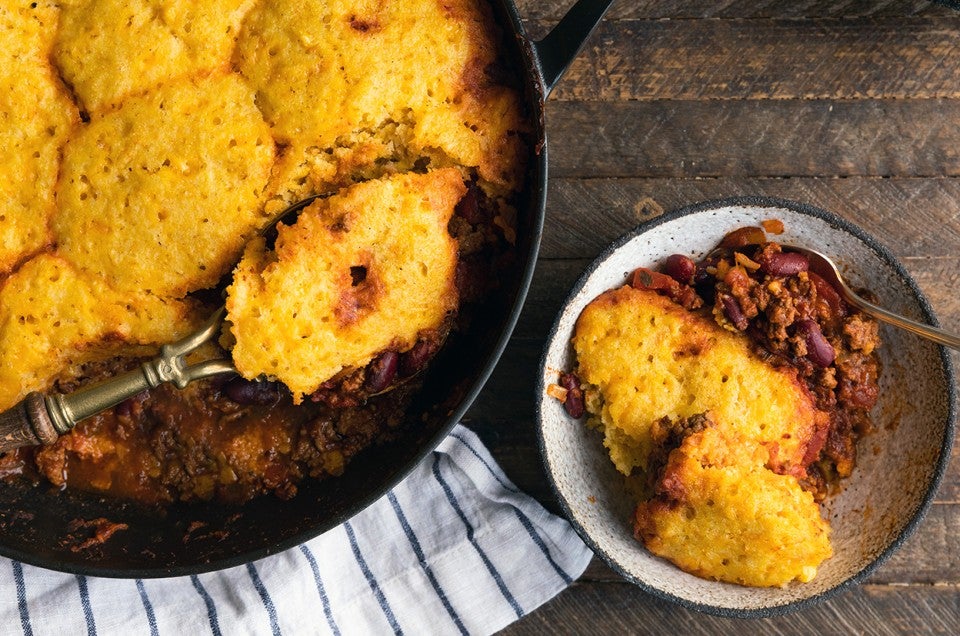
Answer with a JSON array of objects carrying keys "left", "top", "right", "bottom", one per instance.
[
  {"left": 226, "top": 170, "right": 464, "bottom": 404},
  {"left": 0, "top": 0, "right": 528, "bottom": 505},
  {"left": 563, "top": 225, "right": 881, "bottom": 587}
]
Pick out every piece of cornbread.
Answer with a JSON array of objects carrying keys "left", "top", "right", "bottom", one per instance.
[
  {"left": 53, "top": 72, "right": 275, "bottom": 297},
  {"left": 226, "top": 169, "right": 464, "bottom": 403},
  {"left": 0, "top": 253, "right": 201, "bottom": 411},
  {"left": 235, "top": 0, "right": 527, "bottom": 202},
  {"left": 573, "top": 286, "right": 828, "bottom": 479},
  {"left": 0, "top": 1, "right": 78, "bottom": 274},
  {"left": 54, "top": 0, "right": 256, "bottom": 111},
  {"left": 635, "top": 426, "right": 833, "bottom": 587}
]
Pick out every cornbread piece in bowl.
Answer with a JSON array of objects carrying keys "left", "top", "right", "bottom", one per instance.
[
  {"left": 573, "top": 286, "right": 828, "bottom": 482},
  {"left": 236, "top": 0, "right": 527, "bottom": 207},
  {"left": 538, "top": 199, "right": 954, "bottom": 615},
  {"left": 53, "top": 72, "right": 275, "bottom": 297},
  {"left": 0, "top": 2, "right": 78, "bottom": 273},
  {"left": 637, "top": 425, "right": 831, "bottom": 588},
  {"left": 226, "top": 169, "right": 464, "bottom": 403},
  {"left": 572, "top": 284, "right": 832, "bottom": 586},
  {"left": 54, "top": 0, "right": 255, "bottom": 112}
]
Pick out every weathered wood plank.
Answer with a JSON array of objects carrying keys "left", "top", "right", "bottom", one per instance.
[
  {"left": 545, "top": 100, "right": 960, "bottom": 178},
  {"left": 536, "top": 177, "right": 960, "bottom": 260},
  {"left": 542, "top": 18, "right": 960, "bottom": 102},
  {"left": 498, "top": 581, "right": 960, "bottom": 635},
  {"left": 516, "top": 0, "right": 954, "bottom": 23}
]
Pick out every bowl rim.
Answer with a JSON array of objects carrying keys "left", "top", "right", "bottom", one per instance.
[{"left": 535, "top": 195, "right": 957, "bottom": 618}]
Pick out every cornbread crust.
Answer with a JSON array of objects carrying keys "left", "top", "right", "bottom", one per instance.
[
  {"left": 635, "top": 426, "right": 832, "bottom": 587},
  {"left": 54, "top": 0, "right": 256, "bottom": 112},
  {"left": 226, "top": 169, "right": 464, "bottom": 403},
  {"left": 0, "top": 1, "right": 78, "bottom": 274},
  {"left": 572, "top": 286, "right": 829, "bottom": 480},
  {"left": 0, "top": 254, "right": 201, "bottom": 412},
  {"left": 235, "top": 0, "right": 527, "bottom": 202},
  {"left": 53, "top": 72, "right": 275, "bottom": 297}
]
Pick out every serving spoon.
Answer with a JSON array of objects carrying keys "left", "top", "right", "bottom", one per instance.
[
  {"left": 785, "top": 245, "right": 960, "bottom": 351},
  {"left": 0, "top": 195, "right": 324, "bottom": 453}
]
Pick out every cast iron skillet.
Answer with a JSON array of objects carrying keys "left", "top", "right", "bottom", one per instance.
[{"left": 0, "top": 0, "right": 616, "bottom": 577}]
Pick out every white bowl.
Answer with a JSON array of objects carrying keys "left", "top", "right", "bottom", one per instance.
[{"left": 536, "top": 197, "right": 955, "bottom": 616}]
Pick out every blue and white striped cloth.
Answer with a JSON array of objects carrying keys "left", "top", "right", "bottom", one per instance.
[{"left": 0, "top": 425, "right": 592, "bottom": 635}]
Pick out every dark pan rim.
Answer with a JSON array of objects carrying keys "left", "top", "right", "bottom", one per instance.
[{"left": 535, "top": 195, "right": 957, "bottom": 618}]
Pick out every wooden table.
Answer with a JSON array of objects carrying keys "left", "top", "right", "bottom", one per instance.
[{"left": 468, "top": 1, "right": 960, "bottom": 632}]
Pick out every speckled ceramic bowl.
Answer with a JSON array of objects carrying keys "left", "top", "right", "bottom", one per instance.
[{"left": 536, "top": 197, "right": 956, "bottom": 616}]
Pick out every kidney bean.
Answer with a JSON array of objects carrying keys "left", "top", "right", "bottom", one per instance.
[
  {"left": 797, "top": 319, "right": 835, "bottom": 367},
  {"left": 808, "top": 271, "right": 846, "bottom": 323},
  {"left": 662, "top": 254, "right": 696, "bottom": 285},
  {"left": 399, "top": 339, "right": 439, "bottom": 377},
  {"left": 365, "top": 351, "right": 399, "bottom": 393},
  {"left": 559, "top": 372, "right": 585, "bottom": 418},
  {"left": 693, "top": 259, "right": 718, "bottom": 298},
  {"left": 454, "top": 184, "right": 485, "bottom": 225},
  {"left": 720, "top": 294, "right": 749, "bottom": 330},
  {"left": 760, "top": 251, "right": 809, "bottom": 277},
  {"left": 223, "top": 377, "right": 281, "bottom": 405}
]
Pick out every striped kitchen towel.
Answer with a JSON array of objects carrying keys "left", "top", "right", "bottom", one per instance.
[{"left": 0, "top": 425, "right": 593, "bottom": 635}]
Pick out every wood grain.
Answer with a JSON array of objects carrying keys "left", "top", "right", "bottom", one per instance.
[
  {"left": 543, "top": 18, "right": 960, "bottom": 101},
  {"left": 516, "top": 0, "right": 953, "bottom": 22},
  {"left": 545, "top": 100, "right": 960, "bottom": 178},
  {"left": 538, "top": 176, "right": 960, "bottom": 259},
  {"left": 498, "top": 581, "right": 960, "bottom": 634}
]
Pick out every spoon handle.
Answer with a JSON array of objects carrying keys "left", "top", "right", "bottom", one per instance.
[{"left": 854, "top": 296, "right": 960, "bottom": 351}]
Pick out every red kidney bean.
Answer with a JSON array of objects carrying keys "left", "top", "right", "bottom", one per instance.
[
  {"left": 808, "top": 271, "right": 846, "bottom": 323},
  {"left": 399, "top": 339, "right": 439, "bottom": 377},
  {"left": 559, "top": 372, "right": 585, "bottom": 418},
  {"left": 761, "top": 251, "right": 809, "bottom": 277},
  {"left": 223, "top": 377, "right": 281, "bottom": 405},
  {"left": 797, "top": 319, "right": 835, "bottom": 367},
  {"left": 454, "top": 185, "right": 486, "bottom": 225},
  {"left": 365, "top": 350, "right": 399, "bottom": 393},
  {"left": 693, "top": 258, "right": 718, "bottom": 298},
  {"left": 663, "top": 254, "right": 696, "bottom": 284},
  {"left": 720, "top": 294, "right": 749, "bottom": 330}
]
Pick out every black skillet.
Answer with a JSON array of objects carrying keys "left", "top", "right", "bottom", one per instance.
[{"left": 0, "top": 0, "right": 616, "bottom": 577}]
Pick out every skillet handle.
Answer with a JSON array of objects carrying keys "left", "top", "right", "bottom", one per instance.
[
  {"left": 0, "top": 392, "right": 61, "bottom": 452},
  {"left": 534, "top": 0, "right": 615, "bottom": 96}
]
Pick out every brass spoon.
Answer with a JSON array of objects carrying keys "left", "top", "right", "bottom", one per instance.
[
  {"left": 785, "top": 245, "right": 960, "bottom": 351},
  {"left": 0, "top": 195, "right": 323, "bottom": 452}
]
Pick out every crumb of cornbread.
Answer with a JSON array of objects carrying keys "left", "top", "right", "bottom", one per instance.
[
  {"left": 0, "top": 253, "right": 202, "bottom": 412},
  {"left": 226, "top": 169, "right": 464, "bottom": 403},
  {"left": 53, "top": 0, "right": 256, "bottom": 112},
  {"left": 0, "top": 1, "right": 78, "bottom": 274},
  {"left": 234, "top": 0, "right": 527, "bottom": 201},
  {"left": 53, "top": 71, "right": 275, "bottom": 297},
  {"left": 572, "top": 286, "right": 829, "bottom": 480},
  {"left": 635, "top": 425, "right": 832, "bottom": 587}
]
